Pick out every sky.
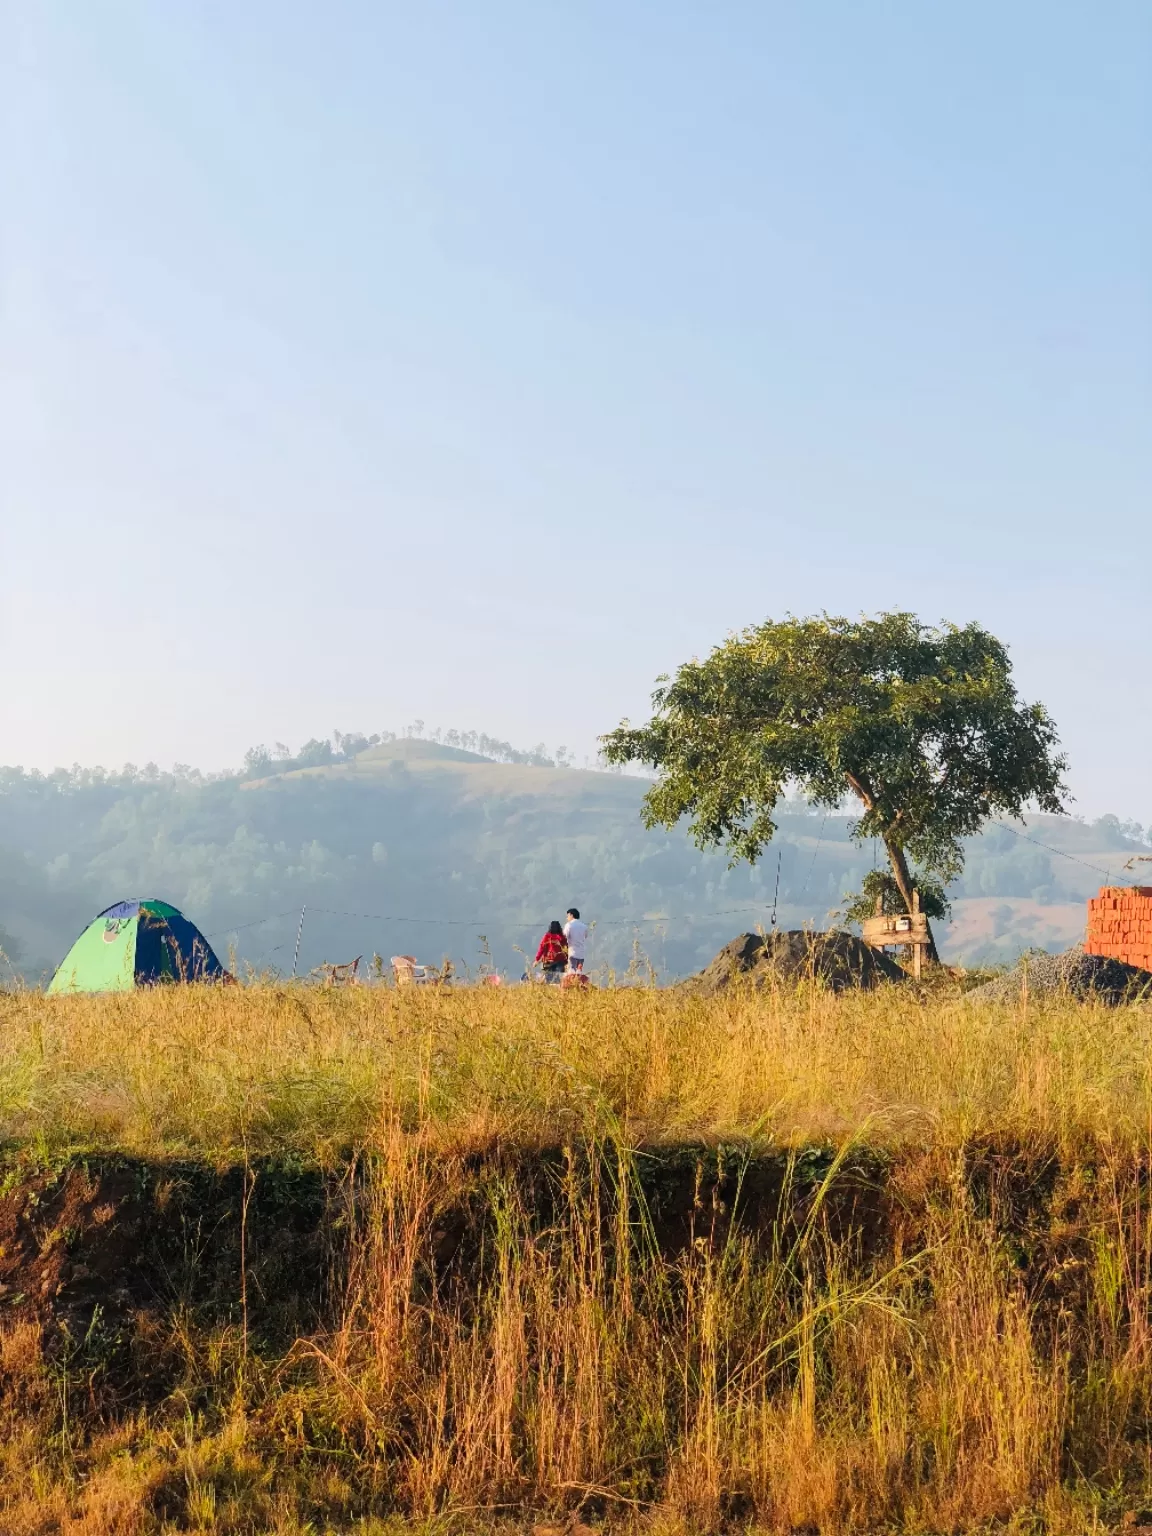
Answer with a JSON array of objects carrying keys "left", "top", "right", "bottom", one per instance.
[{"left": 2, "top": 2, "right": 1149, "bottom": 817}]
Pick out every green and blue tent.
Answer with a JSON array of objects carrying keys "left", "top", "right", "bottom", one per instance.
[{"left": 48, "top": 899, "right": 229, "bottom": 994}]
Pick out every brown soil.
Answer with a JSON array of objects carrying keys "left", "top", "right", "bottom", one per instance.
[
  {"left": 0, "top": 1143, "right": 892, "bottom": 1392},
  {"left": 0, "top": 1156, "right": 329, "bottom": 1410},
  {"left": 0, "top": 1139, "right": 1067, "bottom": 1378}
]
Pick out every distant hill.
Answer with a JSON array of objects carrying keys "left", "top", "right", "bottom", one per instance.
[
  {"left": 244, "top": 738, "right": 498, "bottom": 780},
  {"left": 2, "top": 736, "right": 1149, "bottom": 982}
]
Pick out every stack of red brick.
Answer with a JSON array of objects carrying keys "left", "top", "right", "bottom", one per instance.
[{"left": 1085, "top": 886, "right": 1152, "bottom": 972}]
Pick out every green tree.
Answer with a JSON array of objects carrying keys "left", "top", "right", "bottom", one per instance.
[
  {"left": 601, "top": 612, "right": 1068, "bottom": 962},
  {"left": 837, "top": 868, "right": 950, "bottom": 929}
]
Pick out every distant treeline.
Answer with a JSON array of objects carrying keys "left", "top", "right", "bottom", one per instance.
[
  {"left": 0, "top": 725, "right": 582, "bottom": 795},
  {"left": 240, "top": 724, "right": 579, "bottom": 780}
]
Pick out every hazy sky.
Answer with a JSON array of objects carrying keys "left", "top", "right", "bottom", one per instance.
[{"left": 3, "top": 3, "right": 1149, "bottom": 817}]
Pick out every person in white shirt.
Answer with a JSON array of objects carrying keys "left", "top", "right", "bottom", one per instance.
[{"left": 563, "top": 908, "right": 588, "bottom": 972}]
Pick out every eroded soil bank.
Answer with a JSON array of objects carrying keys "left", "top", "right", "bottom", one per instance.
[{"left": 0, "top": 1138, "right": 1148, "bottom": 1533}]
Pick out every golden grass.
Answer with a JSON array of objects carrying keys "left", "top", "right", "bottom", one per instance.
[
  {"left": 2, "top": 980, "right": 1152, "bottom": 1532},
  {"left": 1, "top": 978, "right": 1151, "bottom": 1159}
]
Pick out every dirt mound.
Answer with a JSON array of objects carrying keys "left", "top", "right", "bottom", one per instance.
[
  {"left": 681, "top": 929, "right": 909, "bottom": 995},
  {"left": 966, "top": 944, "right": 1152, "bottom": 1005}
]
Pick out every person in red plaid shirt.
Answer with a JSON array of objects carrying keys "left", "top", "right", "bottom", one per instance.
[{"left": 534, "top": 920, "right": 568, "bottom": 982}]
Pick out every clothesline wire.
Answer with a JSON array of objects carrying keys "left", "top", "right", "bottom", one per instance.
[
  {"left": 205, "top": 820, "right": 1131, "bottom": 942},
  {"left": 210, "top": 902, "right": 782, "bottom": 939},
  {"left": 992, "top": 820, "right": 1119, "bottom": 881},
  {"left": 205, "top": 908, "right": 299, "bottom": 938}
]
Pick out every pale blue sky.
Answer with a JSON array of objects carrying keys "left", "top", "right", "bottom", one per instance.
[{"left": 3, "top": 3, "right": 1149, "bottom": 816}]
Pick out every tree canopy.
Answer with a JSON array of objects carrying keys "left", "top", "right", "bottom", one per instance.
[{"left": 600, "top": 613, "right": 1069, "bottom": 960}]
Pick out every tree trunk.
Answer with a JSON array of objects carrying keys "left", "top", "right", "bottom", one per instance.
[
  {"left": 843, "top": 770, "right": 941, "bottom": 967},
  {"left": 883, "top": 835, "right": 940, "bottom": 965}
]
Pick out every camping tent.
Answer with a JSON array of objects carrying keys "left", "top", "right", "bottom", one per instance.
[{"left": 47, "top": 899, "right": 229, "bottom": 994}]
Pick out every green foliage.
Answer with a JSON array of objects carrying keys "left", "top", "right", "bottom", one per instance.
[
  {"left": 602, "top": 612, "right": 1069, "bottom": 918},
  {"left": 839, "top": 869, "right": 950, "bottom": 928}
]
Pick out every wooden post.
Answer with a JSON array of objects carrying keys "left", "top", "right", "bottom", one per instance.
[
  {"left": 292, "top": 905, "right": 306, "bottom": 978},
  {"left": 911, "top": 889, "right": 921, "bottom": 980}
]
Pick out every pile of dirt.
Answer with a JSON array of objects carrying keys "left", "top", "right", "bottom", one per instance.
[
  {"left": 965, "top": 944, "right": 1152, "bottom": 1005},
  {"left": 681, "top": 929, "right": 909, "bottom": 995}
]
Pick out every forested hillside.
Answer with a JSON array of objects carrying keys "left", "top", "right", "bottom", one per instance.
[{"left": 2, "top": 734, "right": 1147, "bottom": 981}]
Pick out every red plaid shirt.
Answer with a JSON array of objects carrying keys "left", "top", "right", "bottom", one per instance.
[{"left": 535, "top": 932, "right": 568, "bottom": 967}]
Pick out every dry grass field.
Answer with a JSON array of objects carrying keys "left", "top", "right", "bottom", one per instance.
[{"left": 2, "top": 977, "right": 1152, "bottom": 1533}]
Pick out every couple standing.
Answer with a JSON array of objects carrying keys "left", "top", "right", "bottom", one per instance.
[{"left": 534, "top": 907, "right": 588, "bottom": 982}]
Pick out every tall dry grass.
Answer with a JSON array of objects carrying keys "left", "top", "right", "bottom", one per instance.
[
  {"left": 2, "top": 977, "right": 1152, "bottom": 1159},
  {"left": 2, "top": 980, "right": 1152, "bottom": 1530},
  {"left": 286, "top": 1123, "right": 1151, "bottom": 1533}
]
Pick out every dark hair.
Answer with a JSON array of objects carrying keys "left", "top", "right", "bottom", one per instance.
[
  {"left": 566, "top": 907, "right": 580, "bottom": 920},
  {"left": 548, "top": 920, "right": 564, "bottom": 936}
]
